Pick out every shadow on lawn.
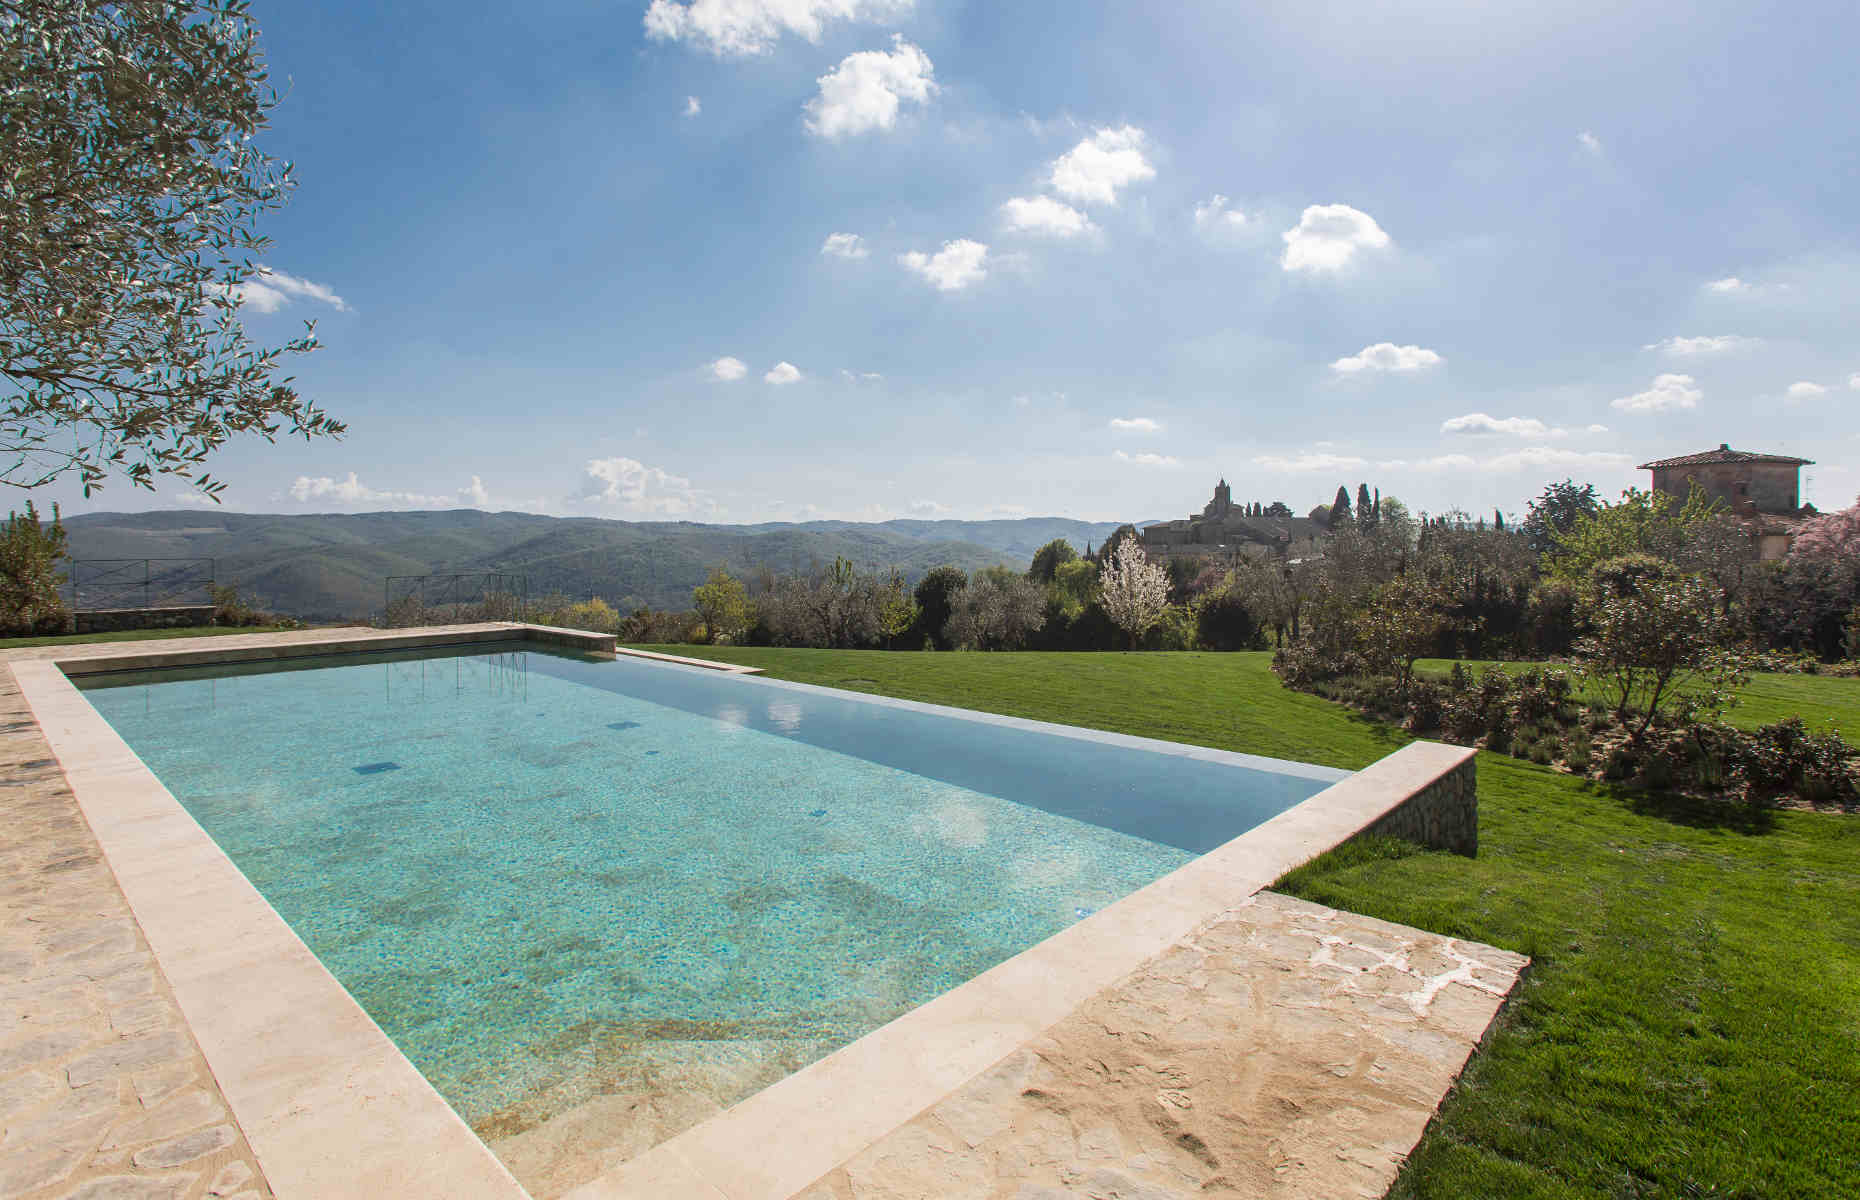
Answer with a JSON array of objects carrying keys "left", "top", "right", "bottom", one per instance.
[
  {"left": 1582, "top": 778, "right": 1779, "bottom": 835},
  {"left": 1335, "top": 706, "right": 1415, "bottom": 753}
]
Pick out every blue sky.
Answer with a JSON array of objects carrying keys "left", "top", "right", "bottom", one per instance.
[{"left": 48, "top": 0, "right": 1860, "bottom": 524}]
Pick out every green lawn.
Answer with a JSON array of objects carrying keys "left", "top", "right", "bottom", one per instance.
[
  {"left": 0, "top": 624, "right": 300, "bottom": 650},
  {"left": 638, "top": 645, "right": 1860, "bottom": 1199},
  {"left": 1415, "top": 656, "right": 1860, "bottom": 734}
]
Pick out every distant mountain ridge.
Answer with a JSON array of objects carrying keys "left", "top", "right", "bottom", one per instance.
[{"left": 60, "top": 509, "right": 1140, "bottom": 620}]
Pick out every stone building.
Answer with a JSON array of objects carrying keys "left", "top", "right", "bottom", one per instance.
[
  {"left": 1140, "top": 479, "right": 1321, "bottom": 559},
  {"left": 1638, "top": 443, "right": 1816, "bottom": 560}
]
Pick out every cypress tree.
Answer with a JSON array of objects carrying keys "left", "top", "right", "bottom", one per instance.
[
  {"left": 1356, "top": 483, "right": 1375, "bottom": 529},
  {"left": 1329, "top": 485, "right": 1352, "bottom": 529}
]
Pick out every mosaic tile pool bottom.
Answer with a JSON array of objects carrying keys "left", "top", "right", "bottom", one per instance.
[{"left": 77, "top": 647, "right": 1332, "bottom": 1192}]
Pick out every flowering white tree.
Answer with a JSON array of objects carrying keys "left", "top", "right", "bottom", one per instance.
[{"left": 1099, "top": 538, "right": 1171, "bottom": 649}]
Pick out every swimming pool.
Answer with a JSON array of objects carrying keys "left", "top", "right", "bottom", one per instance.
[{"left": 77, "top": 643, "right": 1347, "bottom": 1193}]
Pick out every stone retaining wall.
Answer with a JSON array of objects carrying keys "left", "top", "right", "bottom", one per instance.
[
  {"left": 72, "top": 607, "right": 216, "bottom": 635},
  {"left": 1361, "top": 748, "right": 1478, "bottom": 856}
]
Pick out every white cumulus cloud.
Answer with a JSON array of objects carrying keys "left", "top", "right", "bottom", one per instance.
[
  {"left": 643, "top": 0, "right": 910, "bottom": 56},
  {"left": 1704, "top": 276, "right": 1746, "bottom": 293},
  {"left": 1612, "top": 373, "right": 1702, "bottom": 413},
  {"left": 1281, "top": 204, "right": 1391, "bottom": 273},
  {"left": 899, "top": 239, "right": 988, "bottom": 291},
  {"left": 1049, "top": 126, "right": 1155, "bottom": 206},
  {"left": 574, "top": 456, "right": 708, "bottom": 516},
  {"left": 1644, "top": 334, "right": 1755, "bottom": 355},
  {"left": 461, "top": 476, "right": 491, "bottom": 508},
  {"left": 1252, "top": 452, "right": 1371, "bottom": 473},
  {"left": 1786, "top": 381, "right": 1828, "bottom": 401},
  {"left": 1441, "top": 413, "right": 1550, "bottom": 437},
  {"left": 229, "top": 266, "right": 348, "bottom": 314},
  {"left": 1577, "top": 130, "right": 1602, "bottom": 154},
  {"left": 804, "top": 35, "right": 935, "bottom": 139},
  {"left": 288, "top": 472, "right": 459, "bottom": 509},
  {"left": 1000, "top": 195, "right": 1095, "bottom": 238},
  {"left": 708, "top": 356, "right": 748, "bottom": 381},
  {"left": 684, "top": 95, "right": 701, "bottom": 117},
  {"left": 1109, "top": 417, "right": 1161, "bottom": 433},
  {"left": 764, "top": 361, "right": 803, "bottom": 384},
  {"left": 1193, "top": 194, "right": 1247, "bottom": 231},
  {"left": 820, "top": 232, "right": 868, "bottom": 258},
  {"left": 1114, "top": 450, "right": 1179, "bottom": 467},
  {"left": 1440, "top": 413, "right": 1611, "bottom": 439},
  {"left": 1331, "top": 342, "right": 1442, "bottom": 373}
]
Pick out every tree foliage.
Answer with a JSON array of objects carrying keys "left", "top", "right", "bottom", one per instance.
[
  {"left": 1026, "top": 537, "right": 1078, "bottom": 584},
  {"left": 691, "top": 568, "right": 751, "bottom": 644},
  {"left": 756, "top": 557, "right": 906, "bottom": 648},
  {"left": 1354, "top": 572, "right": 1457, "bottom": 693},
  {"left": 1095, "top": 523, "right": 1140, "bottom": 564},
  {"left": 1547, "top": 487, "right": 1722, "bottom": 580},
  {"left": 1574, "top": 555, "right": 1744, "bottom": 741},
  {"left": 1329, "top": 485, "right": 1352, "bottom": 529},
  {"left": 1050, "top": 557, "right": 1097, "bottom": 616},
  {"left": 0, "top": 499, "right": 68, "bottom": 633},
  {"left": 2, "top": 0, "right": 343, "bottom": 495},
  {"left": 945, "top": 568, "right": 1045, "bottom": 650},
  {"left": 912, "top": 564, "right": 966, "bottom": 649}
]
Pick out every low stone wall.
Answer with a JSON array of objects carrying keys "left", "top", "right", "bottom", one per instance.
[
  {"left": 74, "top": 606, "right": 216, "bottom": 634},
  {"left": 1361, "top": 747, "right": 1478, "bottom": 856}
]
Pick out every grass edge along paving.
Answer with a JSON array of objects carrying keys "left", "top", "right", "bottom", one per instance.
[{"left": 642, "top": 645, "right": 1860, "bottom": 1200}]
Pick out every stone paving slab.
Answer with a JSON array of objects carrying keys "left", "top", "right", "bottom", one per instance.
[
  {"left": 793, "top": 891, "right": 1527, "bottom": 1200},
  {"left": 0, "top": 665, "right": 272, "bottom": 1200}
]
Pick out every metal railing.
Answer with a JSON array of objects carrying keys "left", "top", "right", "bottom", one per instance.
[
  {"left": 381, "top": 571, "right": 530, "bottom": 627},
  {"left": 67, "top": 558, "right": 216, "bottom": 611}
]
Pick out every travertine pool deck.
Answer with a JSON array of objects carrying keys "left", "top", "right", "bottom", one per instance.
[
  {"left": 3, "top": 626, "right": 1527, "bottom": 1200},
  {"left": 1, "top": 655, "right": 271, "bottom": 1200}
]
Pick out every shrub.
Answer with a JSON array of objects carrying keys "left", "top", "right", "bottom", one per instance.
[
  {"left": 1524, "top": 577, "right": 1583, "bottom": 656},
  {"left": 1195, "top": 588, "right": 1263, "bottom": 650},
  {"left": 618, "top": 607, "right": 702, "bottom": 644},
  {"left": 1730, "top": 718, "right": 1858, "bottom": 808},
  {"left": 1141, "top": 603, "right": 1199, "bottom": 651},
  {"left": 205, "top": 584, "right": 302, "bottom": 629},
  {"left": 547, "top": 597, "right": 620, "bottom": 634}
]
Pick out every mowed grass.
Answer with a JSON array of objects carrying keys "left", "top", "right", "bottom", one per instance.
[
  {"left": 639, "top": 645, "right": 1860, "bottom": 1199},
  {"left": 0, "top": 624, "right": 299, "bottom": 650},
  {"left": 1415, "top": 656, "right": 1860, "bottom": 734}
]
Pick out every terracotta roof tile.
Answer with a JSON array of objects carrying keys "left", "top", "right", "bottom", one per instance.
[{"left": 1638, "top": 443, "right": 1813, "bottom": 469}]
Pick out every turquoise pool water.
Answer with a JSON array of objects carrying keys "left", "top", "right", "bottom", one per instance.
[{"left": 78, "top": 645, "right": 1342, "bottom": 1181}]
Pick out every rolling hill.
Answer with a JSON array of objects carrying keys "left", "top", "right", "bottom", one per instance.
[{"left": 60, "top": 510, "right": 1136, "bottom": 620}]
